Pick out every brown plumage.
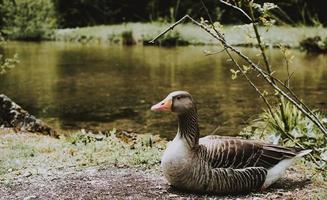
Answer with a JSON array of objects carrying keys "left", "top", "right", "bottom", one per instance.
[
  {"left": 199, "top": 135, "right": 301, "bottom": 169},
  {"left": 151, "top": 91, "right": 311, "bottom": 194}
]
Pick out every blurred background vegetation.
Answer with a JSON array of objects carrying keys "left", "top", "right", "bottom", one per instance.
[{"left": 0, "top": 0, "right": 326, "bottom": 40}]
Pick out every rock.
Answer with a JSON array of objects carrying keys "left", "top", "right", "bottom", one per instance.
[
  {"left": 23, "top": 172, "right": 32, "bottom": 178},
  {"left": 155, "top": 185, "right": 162, "bottom": 190},
  {"left": 23, "top": 195, "right": 37, "bottom": 200},
  {"left": 0, "top": 94, "right": 58, "bottom": 137}
]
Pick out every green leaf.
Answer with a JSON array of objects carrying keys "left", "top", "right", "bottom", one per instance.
[
  {"left": 242, "top": 65, "right": 251, "bottom": 72},
  {"left": 230, "top": 69, "right": 240, "bottom": 80},
  {"left": 321, "top": 151, "right": 327, "bottom": 161}
]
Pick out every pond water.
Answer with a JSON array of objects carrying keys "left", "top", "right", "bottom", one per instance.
[{"left": 0, "top": 42, "right": 326, "bottom": 139}]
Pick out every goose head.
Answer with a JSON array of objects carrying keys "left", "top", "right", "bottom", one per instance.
[{"left": 151, "top": 91, "right": 195, "bottom": 115}]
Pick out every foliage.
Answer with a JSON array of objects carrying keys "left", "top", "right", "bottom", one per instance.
[
  {"left": 0, "top": 54, "right": 19, "bottom": 74},
  {"left": 0, "top": 34, "right": 19, "bottom": 74},
  {"left": 53, "top": 0, "right": 220, "bottom": 28},
  {"left": 300, "top": 36, "right": 327, "bottom": 53},
  {"left": 0, "top": 0, "right": 57, "bottom": 40},
  {"left": 241, "top": 99, "right": 327, "bottom": 169},
  {"left": 52, "top": 0, "right": 327, "bottom": 28},
  {"left": 212, "top": 1, "right": 327, "bottom": 169}
]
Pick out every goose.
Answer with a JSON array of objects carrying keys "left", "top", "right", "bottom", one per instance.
[{"left": 151, "top": 91, "right": 311, "bottom": 194}]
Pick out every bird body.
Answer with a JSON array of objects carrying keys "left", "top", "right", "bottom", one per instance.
[{"left": 151, "top": 91, "right": 311, "bottom": 194}]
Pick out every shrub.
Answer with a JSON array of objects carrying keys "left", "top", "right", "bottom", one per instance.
[
  {"left": 121, "top": 30, "right": 136, "bottom": 45},
  {"left": 241, "top": 98, "right": 327, "bottom": 168},
  {"left": 159, "top": 32, "right": 189, "bottom": 47},
  {"left": 300, "top": 36, "right": 327, "bottom": 53},
  {"left": 0, "top": 0, "right": 57, "bottom": 40}
]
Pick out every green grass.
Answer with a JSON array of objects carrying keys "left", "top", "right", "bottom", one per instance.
[
  {"left": 53, "top": 23, "right": 327, "bottom": 47},
  {"left": 1, "top": 121, "right": 326, "bottom": 194},
  {"left": 0, "top": 128, "right": 166, "bottom": 182}
]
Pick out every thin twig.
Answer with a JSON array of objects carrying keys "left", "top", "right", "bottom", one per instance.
[
  {"left": 219, "top": 0, "right": 252, "bottom": 22},
  {"left": 211, "top": 126, "right": 221, "bottom": 135},
  {"left": 149, "top": 15, "right": 189, "bottom": 44},
  {"left": 150, "top": 15, "right": 327, "bottom": 136},
  {"left": 275, "top": 6, "right": 296, "bottom": 25},
  {"left": 203, "top": 1, "right": 298, "bottom": 154},
  {"left": 226, "top": 50, "right": 274, "bottom": 115},
  {"left": 246, "top": 1, "right": 291, "bottom": 136},
  {"left": 270, "top": 74, "right": 326, "bottom": 132},
  {"left": 247, "top": 3, "right": 272, "bottom": 75},
  {"left": 219, "top": 0, "right": 327, "bottom": 134},
  {"left": 204, "top": 48, "right": 226, "bottom": 56},
  {"left": 201, "top": 0, "right": 275, "bottom": 116}
]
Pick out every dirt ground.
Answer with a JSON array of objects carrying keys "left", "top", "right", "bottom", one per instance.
[{"left": 1, "top": 166, "right": 325, "bottom": 200}]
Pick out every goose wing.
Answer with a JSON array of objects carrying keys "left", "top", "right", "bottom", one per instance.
[
  {"left": 199, "top": 135, "right": 300, "bottom": 169},
  {"left": 209, "top": 167, "right": 267, "bottom": 194}
]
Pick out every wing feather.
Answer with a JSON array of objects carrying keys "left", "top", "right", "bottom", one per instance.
[{"left": 199, "top": 135, "right": 302, "bottom": 169}]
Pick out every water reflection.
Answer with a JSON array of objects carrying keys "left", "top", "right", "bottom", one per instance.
[{"left": 0, "top": 42, "right": 326, "bottom": 139}]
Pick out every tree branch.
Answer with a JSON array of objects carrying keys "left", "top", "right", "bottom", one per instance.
[
  {"left": 149, "top": 15, "right": 190, "bottom": 44},
  {"left": 219, "top": 0, "right": 252, "bottom": 22},
  {"left": 150, "top": 15, "right": 327, "bottom": 136},
  {"left": 218, "top": 1, "right": 327, "bottom": 134}
]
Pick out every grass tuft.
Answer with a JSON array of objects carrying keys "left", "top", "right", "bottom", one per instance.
[{"left": 241, "top": 99, "right": 327, "bottom": 169}]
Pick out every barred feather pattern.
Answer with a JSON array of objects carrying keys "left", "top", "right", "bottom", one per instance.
[
  {"left": 198, "top": 136, "right": 299, "bottom": 169},
  {"left": 163, "top": 108, "right": 300, "bottom": 194},
  {"left": 178, "top": 108, "right": 200, "bottom": 148},
  {"left": 169, "top": 155, "right": 268, "bottom": 194}
]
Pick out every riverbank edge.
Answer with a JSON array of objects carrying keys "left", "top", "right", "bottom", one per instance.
[
  {"left": 0, "top": 128, "right": 326, "bottom": 199},
  {"left": 52, "top": 23, "right": 327, "bottom": 48}
]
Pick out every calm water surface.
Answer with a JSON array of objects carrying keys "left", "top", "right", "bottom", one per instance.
[{"left": 0, "top": 42, "right": 326, "bottom": 138}]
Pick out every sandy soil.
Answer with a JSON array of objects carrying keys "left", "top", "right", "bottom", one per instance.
[{"left": 1, "top": 166, "right": 325, "bottom": 200}]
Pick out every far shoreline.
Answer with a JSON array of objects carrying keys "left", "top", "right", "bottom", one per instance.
[{"left": 50, "top": 23, "right": 327, "bottom": 48}]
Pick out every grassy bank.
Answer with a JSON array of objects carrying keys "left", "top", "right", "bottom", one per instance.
[
  {"left": 53, "top": 23, "right": 327, "bottom": 47},
  {"left": 0, "top": 128, "right": 165, "bottom": 184},
  {"left": 0, "top": 126, "right": 326, "bottom": 199}
]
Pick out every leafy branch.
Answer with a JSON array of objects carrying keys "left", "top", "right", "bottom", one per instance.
[{"left": 150, "top": 14, "right": 326, "bottom": 136}]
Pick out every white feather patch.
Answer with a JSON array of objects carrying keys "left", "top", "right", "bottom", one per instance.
[
  {"left": 263, "top": 159, "right": 294, "bottom": 188},
  {"left": 262, "top": 149, "right": 311, "bottom": 188}
]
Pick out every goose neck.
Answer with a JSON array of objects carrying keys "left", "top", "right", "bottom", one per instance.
[{"left": 177, "top": 108, "right": 199, "bottom": 148}]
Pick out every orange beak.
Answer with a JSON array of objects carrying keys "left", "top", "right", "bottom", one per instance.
[{"left": 151, "top": 97, "right": 172, "bottom": 112}]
